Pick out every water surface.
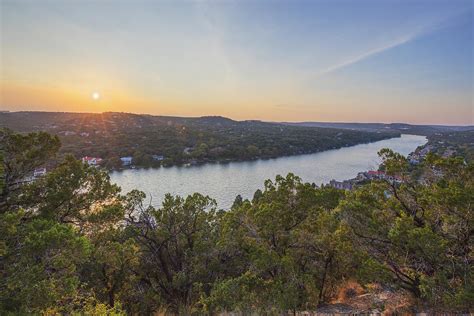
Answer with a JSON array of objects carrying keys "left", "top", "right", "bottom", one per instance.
[{"left": 110, "top": 134, "right": 426, "bottom": 209}]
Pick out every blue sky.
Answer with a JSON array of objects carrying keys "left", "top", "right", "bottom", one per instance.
[{"left": 1, "top": 0, "right": 473, "bottom": 124}]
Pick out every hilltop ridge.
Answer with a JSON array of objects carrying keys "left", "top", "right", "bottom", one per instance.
[
  {"left": 283, "top": 121, "right": 474, "bottom": 136},
  {"left": 1, "top": 111, "right": 399, "bottom": 169}
]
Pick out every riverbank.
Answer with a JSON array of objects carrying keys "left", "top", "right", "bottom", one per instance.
[
  {"left": 106, "top": 134, "right": 400, "bottom": 172},
  {"left": 325, "top": 136, "right": 433, "bottom": 191},
  {"left": 110, "top": 134, "right": 427, "bottom": 209}
]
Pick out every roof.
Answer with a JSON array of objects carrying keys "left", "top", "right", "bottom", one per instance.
[
  {"left": 367, "top": 170, "right": 385, "bottom": 175},
  {"left": 82, "top": 156, "right": 102, "bottom": 161}
]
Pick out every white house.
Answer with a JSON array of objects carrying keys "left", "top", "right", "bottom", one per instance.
[
  {"left": 120, "top": 156, "right": 133, "bottom": 166},
  {"left": 82, "top": 156, "right": 103, "bottom": 166},
  {"left": 33, "top": 168, "right": 47, "bottom": 177}
]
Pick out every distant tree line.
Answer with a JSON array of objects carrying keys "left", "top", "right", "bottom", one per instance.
[
  {"left": 0, "top": 112, "right": 399, "bottom": 169},
  {"left": 0, "top": 128, "right": 472, "bottom": 314}
]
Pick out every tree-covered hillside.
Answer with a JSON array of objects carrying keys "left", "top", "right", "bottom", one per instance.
[
  {"left": 1, "top": 129, "right": 472, "bottom": 314},
  {"left": 424, "top": 130, "right": 474, "bottom": 162},
  {"left": 284, "top": 121, "right": 474, "bottom": 136},
  {"left": 0, "top": 111, "right": 399, "bottom": 169}
]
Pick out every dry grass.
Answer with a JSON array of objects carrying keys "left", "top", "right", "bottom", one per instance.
[
  {"left": 328, "top": 280, "right": 414, "bottom": 314},
  {"left": 333, "top": 280, "right": 366, "bottom": 303}
]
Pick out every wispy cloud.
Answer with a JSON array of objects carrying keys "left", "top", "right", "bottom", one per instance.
[
  {"left": 318, "top": 34, "right": 419, "bottom": 76},
  {"left": 317, "top": 12, "right": 462, "bottom": 76}
]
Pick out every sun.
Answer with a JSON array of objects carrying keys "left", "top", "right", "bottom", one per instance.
[{"left": 91, "top": 91, "right": 101, "bottom": 101}]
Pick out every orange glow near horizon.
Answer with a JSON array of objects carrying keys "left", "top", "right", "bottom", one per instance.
[
  {"left": 0, "top": 82, "right": 470, "bottom": 125},
  {"left": 2, "top": 79, "right": 472, "bottom": 125},
  {"left": 2, "top": 82, "right": 114, "bottom": 113}
]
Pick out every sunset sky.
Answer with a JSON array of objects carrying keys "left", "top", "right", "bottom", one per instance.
[{"left": 1, "top": 0, "right": 473, "bottom": 125}]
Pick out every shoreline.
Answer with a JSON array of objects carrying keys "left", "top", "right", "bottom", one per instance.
[
  {"left": 109, "top": 134, "right": 427, "bottom": 209},
  {"left": 327, "top": 138, "right": 429, "bottom": 190},
  {"left": 107, "top": 134, "right": 401, "bottom": 173}
]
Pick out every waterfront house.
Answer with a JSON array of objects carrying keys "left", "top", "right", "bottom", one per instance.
[
  {"left": 152, "top": 155, "right": 165, "bottom": 161},
  {"left": 82, "top": 156, "right": 103, "bottom": 166},
  {"left": 120, "top": 156, "right": 133, "bottom": 166}
]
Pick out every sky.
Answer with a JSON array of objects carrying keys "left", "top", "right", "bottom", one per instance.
[{"left": 1, "top": 0, "right": 473, "bottom": 125}]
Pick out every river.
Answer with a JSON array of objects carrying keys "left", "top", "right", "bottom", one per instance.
[{"left": 110, "top": 134, "right": 427, "bottom": 209}]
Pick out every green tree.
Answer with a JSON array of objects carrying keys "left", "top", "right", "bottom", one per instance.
[
  {"left": 0, "top": 128, "right": 60, "bottom": 209},
  {"left": 0, "top": 217, "right": 91, "bottom": 313},
  {"left": 0, "top": 130, "right": 126, "bottom": 314},
  {"left": 105, "top": 156, "right": 123, "bottom": 170},
  {"left": 81, "top": 229, "right": 139, "bottom": 309},
  {"left": 18, "top": 155, "right": 123, "bottom": 230},
  {"left": 246, "top": 144, "right": 260, "bottom": 157},
  {"left": 214, "top": 174, "right": 350, "bottom": 313},
  {"left": 340, "top": 149, "right": 473, "bottom": 308},
  {"left": 125, "top": 192, "right": 221, "bottom": 314},
  {"left": 193, "top": 142, "right": 209, "bottom": 159}
]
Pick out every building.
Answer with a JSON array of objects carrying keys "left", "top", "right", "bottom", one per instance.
[
  {"left": 152, "top": 155, "right": 165, "bottom": 161},
  {"left": 329, "top": 179, "right": 353, "bottom": 190},
  {"left": 356, "top": 172, "right": 368, "bottom": 181},
  {"left": 367, "top": 170, "right": 386, "bottom": 180},
  {"left": 120, "top": 156, "right": 133, "bottom": 166},
  {"left": 366, "top": 170, "right": 403, "bottom": 184},
  {"left": 82, "top": 156, "right": 103, "bottom": 166},
  {"left": 33, "top": 168, "right": 47, "bottom": 177}
]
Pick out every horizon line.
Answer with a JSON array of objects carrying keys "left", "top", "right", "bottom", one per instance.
[{"left": 1, "top": 109, "right": 473, "bottom": 127}]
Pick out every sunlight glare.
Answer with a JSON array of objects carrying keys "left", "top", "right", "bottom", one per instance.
[{"left": 92, "top": 91, "right": 101, "bottom": 101}]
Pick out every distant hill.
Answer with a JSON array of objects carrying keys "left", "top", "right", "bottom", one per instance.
[
  {"left": 0, "top": 111, "right": 400, "bottom": 169},
  {"left": 282, "top": 122, "right": 474, "bottom": 136}
]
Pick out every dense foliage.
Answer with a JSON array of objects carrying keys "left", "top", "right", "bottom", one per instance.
[
  {"left": 285, "top": 122, "right": 473, "bottom": 136},
  {"left": 425, "top": 130, "right": 474, "bottom": 162},
  {"left": 0, "top": 112, "right": 398, "bottom": 169},
  {"left": 0, "top": 129, "right": 472, "bottom": 314}
]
